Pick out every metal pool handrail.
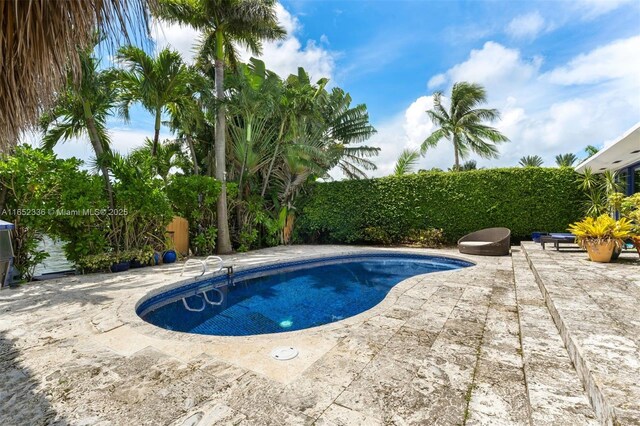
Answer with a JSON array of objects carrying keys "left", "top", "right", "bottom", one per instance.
[
  {"left": 182, "top": 295, "right": 206, "bottom": 312},
  {"left": 180, "top": 259, "right": 207, "bottom": 277},
  {"left": 204, "top": 256, "right": 224, "bottom": 273},
  {"left": 203, "top": 287, "right": 224, "bottom": 306}
]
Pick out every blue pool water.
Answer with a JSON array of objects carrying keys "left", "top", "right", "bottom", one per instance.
[{"left": 139, "top": 254, "right": 472, "bottom": 336}]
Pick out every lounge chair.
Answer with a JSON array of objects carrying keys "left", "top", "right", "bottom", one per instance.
[
  {"left": 540, "top": 233, "right": 576, "bottom": 251},
  {"left": 458, "top": 227, "right": 511, "bottom": 256}
]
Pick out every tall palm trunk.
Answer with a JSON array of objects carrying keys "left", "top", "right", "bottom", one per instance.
[
  {"left": 214, "top": 35, "right": 232, "bottom": 254},
  {"left": 186, "top": 135, "right": 199, "bottom": 175},
  {"left": 152, "top": 108, "right": 162, "bottom": 156},
  {"left": 83, "top": 100, "right": 114, "bottom": 211},
  {"left": 453, "top": 136, "right": 460, "bottom": 171},
  {"left": 261, "top": 120, "right": 285, "bottom": 197},
  {"left": 236, "top": 117, "right": 253, "bottom": 229},
  {"left": 83, "top": 99, "right": 118, "bottom": 249}
]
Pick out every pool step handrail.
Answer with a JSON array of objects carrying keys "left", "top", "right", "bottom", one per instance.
[
  {"left": 182, "top": 295, "right": 206, "bottom": 312},
  {"left": 180, "top": 258, "right": 207, "bottom": 277},
  {"left": 204, "top": 256, "right": 224, "bottom": 273},
  {"left": 203, "top": 287, "right": 224, "bottom": 306}
]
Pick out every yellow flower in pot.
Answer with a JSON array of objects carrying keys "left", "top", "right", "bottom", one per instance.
[{"left": 568, "top": 215, "right": 632, "bottom": 263}]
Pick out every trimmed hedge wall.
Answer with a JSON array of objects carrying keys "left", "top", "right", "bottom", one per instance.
[{"left": 296, "top": 168, "right": 585, "bottom": 244}]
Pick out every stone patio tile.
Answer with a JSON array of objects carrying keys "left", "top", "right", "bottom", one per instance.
[
  {"left": 517, "top": 246, "right": 612, "bottom": 424},
  {"left": 171, "top": 402, "right": 247, "bottom": 426},
  {"left": 331, "top": 322, "right": 396, "bottom": 364},
  {"left": 381, "top": 326, "right": 438, "bottom": 366},
  {"left": 277, "top": 375, "right": 345, "bottom": 419},
  {"left": 301, "top": 350, "right": 367, "bottom": 388},
  {"left": 315, "top": 403, "right": 383, "bottom": 426},
  {"left": 333, "top": 352, "right": 418, "bottom": 421},
  {"left": 467, "top": 359, "right": 529, "bottom": 426},
  {"left": 394, "top": 354, "right": 475, "bottom": 425},
  {"left": 3, "top": 244, "right": 627, "bottom": 424}
]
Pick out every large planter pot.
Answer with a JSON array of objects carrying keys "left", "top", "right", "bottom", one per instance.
[
  {"left": 611, "top": 244, "right": 622, "bottom": 261},
  {"left": 162, "top": 249, "right": 177, "bottom": 264},
  {"left": 130, "top": 259, "right": 146, "bottom": 269},
  {"left": 585, "top": 240, "right": 615, "bottom": 263},
  {"left": 110, "top": 261, "right": 131, "bottom": 273}
]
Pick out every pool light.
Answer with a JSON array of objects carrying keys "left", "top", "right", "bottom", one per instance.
[{"left": 279, "top": 319, "right": 293, "bottom": 328}]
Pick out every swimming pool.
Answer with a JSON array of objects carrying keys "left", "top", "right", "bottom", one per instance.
[{"left": 137, "top": 253, "right": 473, "bottom": 336}]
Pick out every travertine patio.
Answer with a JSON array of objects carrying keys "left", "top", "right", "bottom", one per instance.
[{"left": 0, "top": 244, "right": 638, "bottom": 425}]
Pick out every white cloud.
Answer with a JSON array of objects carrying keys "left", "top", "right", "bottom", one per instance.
[
  {"left": 369, "top": 35, "right": 640, "bottom": 174},
  {"left": 249, "top": 3, "right": 335, "bottom": 80},
  {"left": 152, "top": 21, "right": 200, "bottom": 63},
  {"left": 427, "top": 74, "right": 446, "bottom": 89},
  {"left": 506, "top": 11, "right": 546, "bottom": 39},
  {"left": 573, "top": 0, "right": 634, "bottom": 20},
  {"left": 544, "top": 35, "right": 640, "bottom": 85}
]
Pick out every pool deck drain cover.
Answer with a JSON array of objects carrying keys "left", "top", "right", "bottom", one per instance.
[{"left": 271, "top": 346, "right": 298, "bottom": 361}]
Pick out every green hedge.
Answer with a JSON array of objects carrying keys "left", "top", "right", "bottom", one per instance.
[{"left": 296, "top": 168, "right": 586, "bottom": 244}]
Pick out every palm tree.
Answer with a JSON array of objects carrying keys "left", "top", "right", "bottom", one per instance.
[
  {"left": 519, "top": 155, "right": 544, "bottom": 167},
  {"left": 459, "top": 160, "right": 478, "bottom": 171},
  {"left": 1, "top": 0, "right": 151, "bottom": 150},
  {"left": 322, "top": 88, "right": 379, "bottom": 179},
  {"left": 130, "top": 138, "right": 190, "bottom": 183},
  {"left": 584, "top": 145, "right": 600, "bottom": 159},
  {"left": 393, "top": 149, "right": 420, "bottom": 176},
  {"left": 555, "top": 153, "right": 578, "bottom": 168},
  {"left": 116, "top": 46, "right": 195, "bottom": 156},
  {"left": 261, "top": 67, "right": 327, "bottom": 197},
  {"left": 156, "top": 0, "right": 286, "bottom": 254},
  {"left": 40, "top": 48, "right": 117, "bottom": 210},
  {"left": 421, "top": 82, "right": 509, "bottom": 170}
]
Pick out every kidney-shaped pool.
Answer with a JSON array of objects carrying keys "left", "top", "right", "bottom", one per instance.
[{"left": 137, "top": 253, "right": 473, "bottom": 336}]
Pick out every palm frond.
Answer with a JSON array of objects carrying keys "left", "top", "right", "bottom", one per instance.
[
  {"left": 0, "top": 0, "right": 154, "bottom": 151},
  {"left": 394, "top": 149, "right": 420, "bottom": 176}
]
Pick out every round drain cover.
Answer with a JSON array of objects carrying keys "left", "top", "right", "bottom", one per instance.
[{"left": 270, "top": 346, "right": 298, "bottom": 361}]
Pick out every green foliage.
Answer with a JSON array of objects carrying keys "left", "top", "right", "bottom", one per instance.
[
  {"left": 403, "top": 228, "right": 445, "bottom": 248},
  {"left": 192, "top": 226, "right": 217, "bottom": 256},
  {"left": 421, "top": 82, "right": 508, "bottom": 169},
  {"left": 519, "top": 155, "right": 544, "bottom": 167},
  {"left": 237, "top": 228, "right": 259, "bottom": 253},
  {"left": 0, "top": 146, "right": 99, "bottom": 279},
  {"left": 578, "top": 168, "right": 622, "bottom": 217},
  {"left": 555, "top": 153, "right": 578, "bottom": 168},
  {"left": 166, "top": 175, "right": 222, "bottom": 254},
  {"left": 109, "top": 152, "right": 174, "bottom": 251},
  {"left": 77, "top": 252, "right": 115, "bottom": 273},
  {"left": 297, "top": 168, "right": 585, "bottom": 244},
  {"left": 393, "top": 149, "right": 420, "bottom": 176}
]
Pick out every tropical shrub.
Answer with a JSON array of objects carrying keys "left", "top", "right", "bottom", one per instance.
[
  {"left": 403, "top": 228, "right": 445, "bottom": 248},
  {"left": 0, "top": 146, "right": 99, "bottom": 279},
  {"left": 50, "top": 166, "right": 110, "bottom": 264},
  {"left": 166, "top": 175, "right": 222, "bottom": 254},
  {"left": 192, "top": 226, "right": 217, "bottom": 255},
  {"left": 296, "top": 168, "right": 585, "bottom": 244},
  {"left": 76, "top": 252, "right": 116, "bottom": 273},
  {"left": 110, "top": 153, "right": 174, "bottom": 252}
]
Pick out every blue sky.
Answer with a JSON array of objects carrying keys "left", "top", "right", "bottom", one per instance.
[{"left": 43, "top": 0, "right": 640, "bottom": 176}]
